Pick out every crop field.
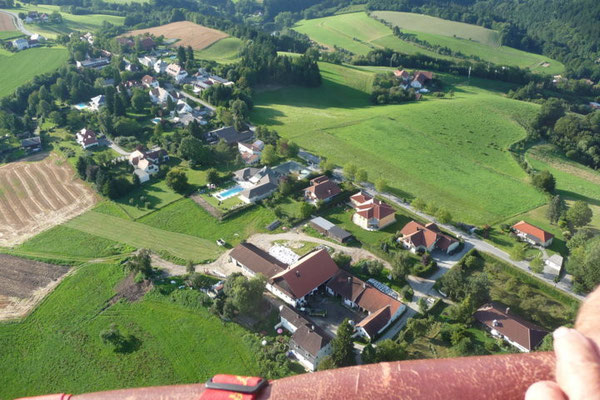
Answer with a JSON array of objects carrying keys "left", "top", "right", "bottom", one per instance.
[
  {"left": 251, "top": 62, "right": 546, "bottom": 224},
  {"left": 0, "top": 153, "right": 97, "bottom": 247},
  {"left": 124, "top": 21, "right": 228, "bottom": 50},
  {"left": 0, "top": 263, "right": 260, "bottom": 400},
  {"left": 65, "top": 210, "right": 220, "bottom": 262},
  {"left": 0, "top": 12, "right": 16, "bottom": 31},
  {"left": 294, "top": 12, "right": 563, "bottom": 73},
  {"left": 0, "top": 254, "right": 69, "bottom": 321},
  {"left": 196, "top": 37, "right": 243, "bottom": 63},
  {"left": 0, "top": 47, "right": 68, "bottom": 98}
]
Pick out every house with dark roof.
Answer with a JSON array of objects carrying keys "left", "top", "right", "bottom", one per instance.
[
  {"left": 399, "top": 220, "right": 459, "bottom": 254},
  {"left": 411, "top": 71, "right": 434, "bottom": 89},
  {"left": 21, "top": 136, "right": 42, "bottom": 153},
  {"left": 207, "top": 126, "right": 254, "bottom": 145},
  {"left": 474, "top": 303, "right": 548, "bottom": 352},
  {"left": 350, "top": 192, "right": 395, "bottom": 231},
  {"left": 234, "top": 166, "right": 281, "bottom": 204},
  {"left": 326, "top": 270, "right": 406, "bottom": 340},
  {"left": 304, "top": 176, "right": 341, "bottom": 203},
  {"left": 229, "top": 242, "right": 286, "bottom": 279},
  {"left": 512, "top": 221, "right": 554, "bottom": 247},
  {"left": 309, "top": 217, "right": 353, "bottom": 244},
  {"left": 277, "top": 305, "right": 333, "bottom": 371},
  {"left": 128, "top": 146, "right": 168, "bottom": 183}
]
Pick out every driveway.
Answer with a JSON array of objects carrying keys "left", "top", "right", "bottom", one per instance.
[{"left": 99, "top": 137, "right": 130, "bottom": 156}]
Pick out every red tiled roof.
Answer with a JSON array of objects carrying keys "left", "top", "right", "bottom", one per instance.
[
  {"left": 394, "top": 69, "right": 409, "bottom": 78},
  {"left": 270, "top": 249, "right": 339, "bottom": 299},
  {"left": 142, "top": 75, "right": 156, "bottom": 84},
  {"left": 356, "top": 199, "right": 395, "bottom": 221},
  {"left": 512, "top": 221, "right": 554, "bottom": 243},
  {"left": 356, "top": 305, "right": 392, "bottom": 337},
  {"left": 400, "top": 220, "right": 457, "bottom": 251},
  {"left": 306, "top": 178, "right": 341, "bottom": 201},
  {"left": 474, "top": 302, "right": 548, "bottom": 351},
  {"left": 350, "top": 191, "right": 372, "bottom": 205}
]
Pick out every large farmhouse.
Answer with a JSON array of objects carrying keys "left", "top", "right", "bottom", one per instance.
[
  {"left": 512, "top": 221, "right": 554, "bottom": 247},
  {"left": 350, "top": 192, "right": 395, "bottom": 231},
  {"left": 399, "top": 220, "right": 459, "bottom": 254},
  {"left": 326, "top": 270, "right": 406, "bottom": 340},
  {"left": 304, "top": 176, "right": 341, "bottom": 203},
  {"left": 474, "top": 303, "right": 548, "bottom": 352}
]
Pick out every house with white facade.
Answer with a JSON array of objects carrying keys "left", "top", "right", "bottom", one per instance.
[
  {"left": 128, "top": 147, "right": 168, "bottom": 183},
  {"left": 88, "top": 95, "right": 105, "bottom": 111},
  {"left": 512, "top": 221, "right": 554, "bottom": 247},
  {"left": 76, "top": 128, "right": 98, "bottom": 149},
  {"left": 154, "top": 60, "right": 167, "bottom": 74},
  {"left": 399, "top": 220, "right": 459, "bottom": 254},
  {"left": 350, "top": 192, "right": 396, "bottom": 231},
  {"left": 12, "top": 38, "right": 29, "bottom": 51},
  {"left": 166, "top": 64, "right": 188, "bottom": 83}
]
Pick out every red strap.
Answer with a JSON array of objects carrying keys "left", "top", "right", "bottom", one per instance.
[{"left": 200, "top": 375, "right": 264, "bottom": 400}]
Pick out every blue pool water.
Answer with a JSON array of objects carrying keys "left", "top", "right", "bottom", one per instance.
[
  {"left": 215, "top": 186, "right": 243, "bottom": 200},
  {"left": 74, "top": 103, "right": 88, "bottom": 110}
]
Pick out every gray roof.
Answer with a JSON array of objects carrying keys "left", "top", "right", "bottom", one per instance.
[
  {"left": 328, "top": 226, "right": 352, "bottom": 241},
  {"left": 21, "top": 136, "right": 41, "bottom": 147},
  {"left": 310, "top": 217, "right": 335, "bottom": 231},
  {"left": 240, "top": 182, "right": 277, "bottom": 200},
  {"left": 209, "top": 126, "right": 253, "bottom": 145}
]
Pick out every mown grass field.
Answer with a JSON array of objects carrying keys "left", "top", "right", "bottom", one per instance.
[
  {"left": 65, "top": 210, "right": 220, "bottom": 262},
  {"left": 0, "top": 47, "right": 68, "bottom": 98},
  {"left": 294, "top": 12, "right": 563, "bottom": 74},
  {"left": 0, "top": 30, "right": 22, "bottom": 40},
  {"left": 0, "top": 263, "right": 259, "bottom": 400},
  {"left": 196, "top": 37, "right": 243, "bottom": 63},
  {"left": 6, "top": 4, "right": 124, "bottom": 38},
  {"left": 252, "top": 62, "right": 546, "bottom": 224}
]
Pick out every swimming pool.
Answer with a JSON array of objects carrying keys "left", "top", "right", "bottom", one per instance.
[
  {"left": 214, "top": 185, "right": 243, "bottom": 201},
  {"left": 74, "top": 103, "right": 88, "bottom": 110}
]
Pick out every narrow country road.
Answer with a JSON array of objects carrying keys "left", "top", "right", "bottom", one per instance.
[
  {"left": 0, "top": 9, "right": 33, "bottom": 36},
  {"left": 175, "top": 89, "right": 215, "bottom": 111},
  {"left": 99, "top": 137, "right": 130, "bottom": 156}
]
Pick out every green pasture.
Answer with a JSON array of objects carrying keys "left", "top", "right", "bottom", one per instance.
[
  {"left": 0, "top": 263, "right": 259, "bottom": 400},
  {"left": 65, "top": 210, "right": 220, "bottom": 262},
  {"left": 0, "top": 30, "right": 22, "bottom": 40},
  {"left": 0, "top": 47, "right": 68, "bottom": 98},
  {"left": 6, "top": 4, "right": 124, "bottom": 38},
  {"left": 196, "top": 37, "right": 243, "bottom": 63},
  {"left": 294, "top": 12, "right": 563, "bottom": 73},
  {"left": 251, "top": 62, "right": 545, "bottom": 224}
]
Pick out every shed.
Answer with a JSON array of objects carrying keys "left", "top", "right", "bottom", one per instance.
[
  {"left": 327, "top": 226, "right": 353, "bottom": 243},
  {"left": 309, "top": 217, "right": 335, "bottom": 235}
]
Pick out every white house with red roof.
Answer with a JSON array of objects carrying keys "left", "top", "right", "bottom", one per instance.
[
  {"left": 76, "top": 128, "right": 98, "bottom": 149},
  {"left": 512, "top": 221, "right": 554, "bottom": 247},
  {"left": 128, "top": 147, "right": 168, "bottom": 183},
  {"left": 394, "top": 69, "right": 410, "bottom": 81},
  {"left": 411, "top": 71, "right": 434, "bottom": 89},
  {"left": 399, "top": 220, "right": 459, "bottom": 254},
  {"left": 350, "top": 192, "right": 395, "bottom": 231},
  {"left": 166, "top": 64, "right": 188, "bottom": 83},
  {"left": 141, "top": 75, "right": 159, "bottom": 88}
]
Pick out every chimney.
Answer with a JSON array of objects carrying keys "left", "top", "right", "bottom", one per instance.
[
  {"left": 310, "top": 325, "right": 315, "bottom": 331},
  {"left": 347, "top": 276, "right": 352, "bottom": 283},
  {"left": 295, "top": 270, "right": 300, "bottom": 277},
  {"left": 363, "top": 282, "right": 366, "bottom": 289},
  {"left": 505, "top": 307, "right": 510, "bottom": 314}
]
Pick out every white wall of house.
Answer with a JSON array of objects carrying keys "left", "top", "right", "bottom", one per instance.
[{"left": 266, "top": 283, "right": 297, "bottom": 307}]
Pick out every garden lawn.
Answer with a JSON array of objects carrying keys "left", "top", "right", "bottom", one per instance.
[
  {"left": 138, "top": 198, "right": 278, "bottom": 246},
  {"left": 252, "top": 62, "right": 546, "bottom": 224},
  {"left": 0, "top": 47, "right": 68, "bottom": 98},
  {"left": 65, "top": 210, "right": 220, "bottom": 262},
  {"left": 195, "top": 37, "right": 243, "bottom": 63},
  {"left": 0, "top": 263, "right": 259, "bottom": 400},
  {"left": 15, "top": 225, "right": 134, "bottom": 260}
]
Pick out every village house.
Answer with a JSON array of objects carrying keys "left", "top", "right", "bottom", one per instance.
[
  {"left": 175, "top": 99, "right": 193, "bottom": 115},
  {"left": 411, "top": 71, "right": 434, "bottom": 89},
  {"left": 12, "top": 38, "right": 29, "bottom": 51},
  {"left": 309, "top": 217, "right": 353, "bottom": 244},
  {"left": 545, "top": 254, "right": 563, "bottom": 275},
  {"left": 128, "top": 147, "right": 168, "bottom": 183},
  {"left": 141, "top": 75, "right": 159, "bottom": 88},
  {"left": 234, "top": 166, "right": 280, "bottom": 203},
  {"left": 237, "top": 140, "right": 264, "bottom": 165},
  {"left": 326, "top": 270, "right": 406, "bottom": 340},
  {"left": 20, "top": 136, "right": 42, "bottom": 153},
  {"left": 76, "top": 57, "right": 110, "bottom": 70},
  {"left": 474, "top": 303, "right": 548, "bottom": 352},
  {"left": 394, "top": 69, "right": 410, "bottom": 81},
  {"left": 229, "top": 242, "right": 287, "bottom": 279},
  {"left": 512, "top": 221, "right": 554, "bottom": 247},
  {"left": 116, "top": 37, "right": 134, "bottom": 48},
  {"left": 81, "top": 32, "right": 94, "bottom": 45},
  {"left": 277, "top": 305, "right": 333, "bottom": 371},
  {"left": 138, "top": 36, "right": 155, "bottom": 51},
  {"left": 76, "top": 128, "right": 98, "bottom": 149},
  {"left": 207, "top": 126, "right": 254, "bottom": 145},
  {"left": 304, "top": 175, "right": 341, "bottom": 203},
  {"left": 149, "top": 87, "right": 174, "bottom": 105},
  {"left": 88, "top": 95, "right": 105, "bottom": 112},
  {"left": 138, "top": 55, "right": 157, "bottom": 68},
  {"left": 154, "top": 60, "right": 167, "bottom": 74},
  {"left": 350, "top": 191, "right": 395, "bottom": 231},
  {"left": 166, "top": 64, "right": 188, "bottom": 83},
  {"left": 399, "top": 220, "right": 459, "bottom": 254}
]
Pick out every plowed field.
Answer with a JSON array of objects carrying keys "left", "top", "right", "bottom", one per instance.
[
  {"left": 0, "top": 153, "right": 97, "bottom": 247},
  {"left": 0, "top": 12, "right": 16, "bottom": 31},
  {"left": 123, "top": 21, "right": 228, "bottom": 50}
]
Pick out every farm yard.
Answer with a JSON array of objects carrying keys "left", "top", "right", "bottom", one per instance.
[
  {"left": 0, "top": 153, "right": 97, "bottom": 247},
  {"left": 0, "top": 254, "right": 69, "bottom": 321},
  {"left": 123, "top": 21, "right": 228, "bottom": 50},
  {"left": 0, "top": 263, "right": 260, "bottom": 400},
  {"left": 293, "top": 12, "right": 564, "bottom": 74},
  {"left": 0, "top": 47, "right": 68, "bottom": 98},
  {"left": 251, "top": 62, "right": 546, "bottom": 224}
]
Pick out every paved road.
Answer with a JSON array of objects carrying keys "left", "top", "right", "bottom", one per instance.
[
  {"left": 360, "top": 185, "right": 584, "bottom": 301},
  {"left": 0, "top": 10, "right": 33, "bottom": 36},
  {"left": 99, "top": 137, "right": 130, "bottom": 156}
]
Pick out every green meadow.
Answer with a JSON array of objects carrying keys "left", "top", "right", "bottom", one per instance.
[
  {"left": 196, "top": 37, "right": 243, "bottom": 63},
  {"left": 0, "top": 263, "right": 259, "bottom": 400},
  {"left": 0, "top": 47, "right": 68, "bottom": 98},
  {"left": 7, "top": 4, "right": 124, "bottom": 38},
  {"left": 252, "top": 62, "right": 546, "bottom": 224},
  {"left": 294, "top": 12, "right": 563, "bottom": 74}
]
